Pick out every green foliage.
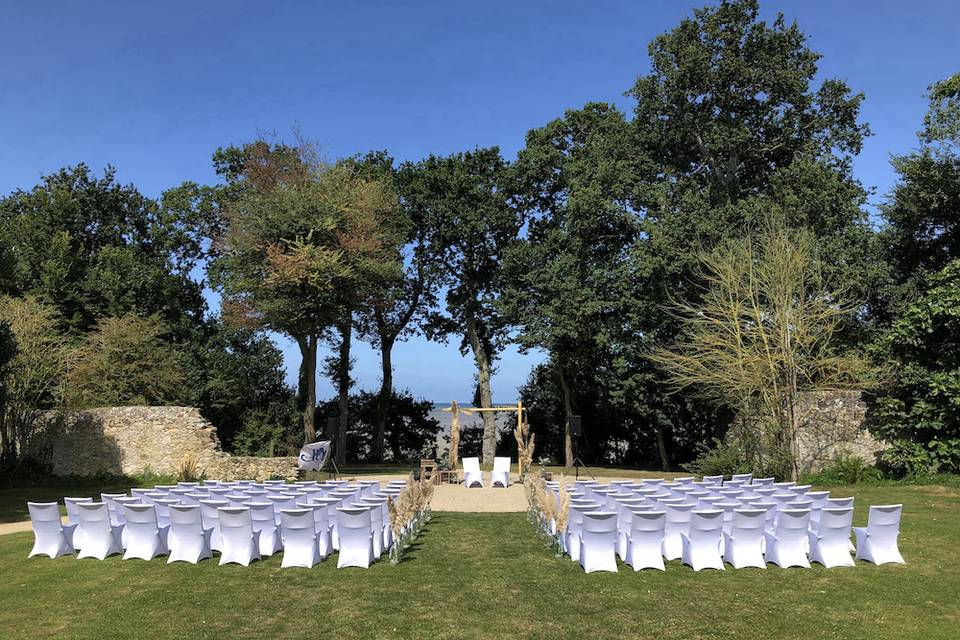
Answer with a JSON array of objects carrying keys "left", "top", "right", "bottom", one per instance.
[
  {"left": 231, "top": 402, "right": 300, "bottom": 457},
  {"left": 802, "top": 453, "right": 882, "bottom": 486},
  {"left": 65, "top": 314, "right": 185, "bottom": 408},
  {"left": 869, "top": 259, "right": 960, "bottom": 475}
]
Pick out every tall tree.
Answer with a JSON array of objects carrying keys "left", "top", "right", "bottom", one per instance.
[
  {"left": 505, "top": 103, "right": 649, "bottom": 467},
  {"left": 399, "top": 149, "right": 521, "bottom": 464},
  {"left": 209, "top": 140, "right": 400, "bottom": 445}
]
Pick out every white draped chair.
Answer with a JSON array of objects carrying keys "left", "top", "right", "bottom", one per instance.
[
  {"left": 662, "top": 503, "right": 695, "bottom": 561},
  {"left": 100, "top": 493, "right": 126, "bottom": 526},
  {"left": 199, "top": 499, "right": 228, "bottom": 552},
  {"left": 730, "top": 473, "right": 753, "bottom": 485},
  {"left": 809, "top": 506, "right": 855, "bottom": 568},
  {"left": 247, "top": 502, "right": 282, "bottom": 557},
  {"left": 679, "top": 510, "right": 723, "bottom": 572},
  {"left": 722, "top": 508, "right": 766, "bottom": 569},
  {"left": 280, "top": 508, "right": 322, "bottom": 568},
  {"left": 167, "top": 504, "right": 211, "bottom": 564},
  {"left": 75, "top": 502, "right": 123, "bottom": 560},
  {"left": 356, "top": 500, "right": 386, "bottom": 557},
  {"left": 462, "top": 457, "right": 484, "bottom": 488},
  {"left": 579, "top": 511, "right": 618, "bottom": 573},
  {"left": 337, "top": 507, "right": 374, "bottom": 569},
  {"left": 217, "top": 507, "right": 260, "bottom": 566},
  {"left": 764, "top": 509, "right": 811, "bottom": 568},
  {"left": 491, "top": 457, "right": 511, "bottom": 488},
  {"left": 122, "top": 504, "right": 168, "bottom": 561},
  {"left": 27, "top": 502, "right": 75, "bottom": 558},
  {"left": 565, "top": 501, "right": 599, "bottom": 562},
  {"left": 854, "top": 504, "right": 905, "bottom": 565},
  {"left": 626, "top": 509, "right": 666, "bottom": 571},
  {"left": 267, "top": 494, "right": 298, "bottom": 526},
  {"left": 63, "top": 496, "right": 92, "bottom": 525},
  {"left": 701, "top": 475, "right": 723, "bottom": 486},
  {"left": 297, "top": 501, "right": 333, "bottom": 558},
  {"left": 614, "top": 498, "right": 646, "bottom": 561},
  {"left": 153, "top": 498, "right": 180, "bottom": 529}
]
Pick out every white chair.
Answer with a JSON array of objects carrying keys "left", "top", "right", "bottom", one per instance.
[
  {"left": 751, "top": 477, "right": 775, "bottom": 486},
  {"left": 74, "top": 502, "right": 123, "bottom": 560},
  {"left": 674, "top": 476, "right": 694, "bottom": 485},
  {"left": 626, "top": 509, "right": 665, "bottom": 571},
  {"left": 730, "top": 473, "right": 753, "bottom": 485},
  {"left": 167, "top": 504, "right": 211, "bottom": 564},
  {"left": 827, "top": 496, "right": 854, "bottom": 508},
  {"left": 614, "top": 498, "right": 646, "bottom": 561},
  {"left": 280, "top": 509, "right": 322, "bottom": 568},
  {"left": 122, "top": 504, "right": 168, "bottom": 561},
  {"left": 462, "top": 457, "right": 484, "bottom": 488},
  {"left": 356, "top": 500, "right": 386, "bottom": 557},
  {"left": 298, "top": 501, "right": 333, "bottom": 558},
  {"left": 199, "top": 499, "right": 228, "bottom": 552},
  {"left": 722, "top": 508, "right": 766, "bottom": 569},
  {"left": 63, "top": 496, "right": 93, "bottom": 525},
  {"left": 267, "top": 494, "right": 298, "bottom": 525},
  {"left": 809, "top": 507, "right": 854, "bottom": 568},
  {"left": 701, "top": 475, "right": 723, "bottom": 486},
  {"left": 579, "top": 511, "right": 618, "bottom": 573},
  {"left": 153, "top": 498, "right": 180, "bottom": 528},
  {"left": 565, "top": 501, "right": 599, "bottom": 562},
  {"left": 337, "top": 507, "right": 374, "bottom": 569},
  {"left": 854, "top": 504, "right": 905, "bottom": 565},
  {"left": 100, "top": 493, "right": 127, "bottom": 526},
  {"left": 662, "top": 503, "right": 695, "bottom": 561},
  {"left": 247, "top": 502, "right": 282, "bottom": 557},
  {"left": 764, "top": 509, "right": 811, "bottom": 568},
  {"left": 217, "top": 507, "right": 261, "bottom": 566},
  {"left": 681, "top": 510, "right": 724, "bottom": 571},
  {"left": 491, "top": 457, "right": 511, "bottom": 488},
  {"left": 27, "top": 502, "right": 75, "bottom": 558}
]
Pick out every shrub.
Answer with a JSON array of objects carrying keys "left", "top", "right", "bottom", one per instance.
[{"left": 803, "top": 452, "right": 881, "bottom": 485}]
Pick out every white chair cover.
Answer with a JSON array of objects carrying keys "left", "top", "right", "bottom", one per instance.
[
  {"left": 27, "top": 502, "right": 75, "bottom": 558},
  {"left": 809, "top": 506, "right": 854, "bottom": 568},
  {"left": 854, "top": 504, "right": 905, "bottom": 565},
  {"left": 579, "top": 511, "right": 618, "bottom": 573},
  {"left": 75, "top": 502, "right": 122, "bottom": 560},
  {"left": 247, "top": 502, "right": 282, "bottom": 556},
  {"left": 662, "top": 503, "right": 695, "bottom": 561},
  {"left": 63, "top": 496, "right": 93, "bottom": 525},
  {"left": 337, "top": 507, "right": 374, "bottom": 569},
  {"left": 280, "top": 508, "right": 322, "bottom": 568},
  {"left": 122, "top": 504, "right": 168, "bottom": 561},
  {"left": 626, "top": 509, "right": 665, "bottom": 571},
  {"left": 491, "top": 457, "right": 511, "bottom": 488},
  {"left": 100, "top": 493, "right": 127, "bottom": 526},
  {"left": 722, "top": 508, "right": 766, "bottom": 569},
  {"left": 462, "top": 457, "right": 484, "bottom": 488},
  {"left": 681, "top": 509, "right": 724, "bottom": 571},
  {"left": 764, "top": 509, "right": 811, "bottom": 568},
  {"left": 217, "top": 507, "right": 261, "bottom": 566},
  {"left": 167, "top": 504, "right": 211, "bottom": 564},
  {"left": 730, "top": 473, "right": 753, "bottom": 484},
  {"left": 199, "top": 499, "right": 228, "bottom": 551},
  {"left": 566, "top": 501, "right": 600, "bottom": 562}
]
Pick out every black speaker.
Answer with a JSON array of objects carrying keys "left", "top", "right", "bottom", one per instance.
[
  {"left": 326, "top": 416, "right": 339, "bottom": 434},
  {"left": 567, "top": 415, "right": 582, "bottom": 437}
]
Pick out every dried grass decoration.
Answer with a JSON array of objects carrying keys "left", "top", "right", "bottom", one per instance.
[{"left": 388, "top": 473, "right": 435, "bottom": 564}]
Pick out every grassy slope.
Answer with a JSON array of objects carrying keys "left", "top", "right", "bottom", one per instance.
[{"left": 0, "top": 484, "right": 957, "bottom": 640}]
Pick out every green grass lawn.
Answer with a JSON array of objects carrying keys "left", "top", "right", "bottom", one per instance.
[{"left": 0, "top": 483, "right": 957, "bottom": 639}]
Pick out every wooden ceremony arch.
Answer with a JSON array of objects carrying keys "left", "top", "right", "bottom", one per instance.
[{"left": 442, "top": 400, "right": 534, "bottom": 476}]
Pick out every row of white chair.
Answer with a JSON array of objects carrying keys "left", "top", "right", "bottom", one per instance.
[
  {"left": 549, "top": 477, "right": 905, "bottom": 573},
  {"left": 28, "top": 479, "right": 411, "bottom": 569},
  {"left": 461, "top": 457, "right": 511, "bottom": 489}
]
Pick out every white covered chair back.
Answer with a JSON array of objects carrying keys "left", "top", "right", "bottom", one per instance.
[
  {"left": 122, "top": 504, "right": 168, "bottom": 561},
  {"left": 75, "top": 502, "right": 122, "bottom": 560},
  {"left": 681, "top": 509, "right": 724, "bottom": 571},
  {"left": 246, "top": 501, "right": 282, "bottom": 556},
  {"left": 337, "top": 507, "right": 374, "bottom": 569},
  {"left": 462, "top": 457, "right": 483, "bottom": 488},
  {"left": 217, "top": 507, "right": 260, "bottom": 566},
  {"left": 27, "top": 502, "right": 75, "bottom": 558},
  {"left": 199, "top": 499, "right": 228, "bottom": 551},
  {"left": 167, "top": 504, "right": 211, "bottom": 564},
  {"left": 280, "top": 508, "right": 321, "bottom": 568},
  {"left": 579, "top": 511, "right": 618, "bottom": 573},
  {"left": 64, "top": 496, "right": 93, "bottom": 525},
  {"left": 764, "top": 508, "right": 811, "bottom": 568},
  {"left": 809, "top": 506, "right": 854, "bottom": 568},
  {"left": 662, "top": 502, "right": 695, "bottom": 561},
  {"left": 722, "top": 508, "right": 766, "bottom": 569},
  {"left": 491, "top": 457, "right": 511, "bottom": 488},
  {"left": 854, "top": 504, "right": 905, "bottom": 565},
  {"left": 626, "top": 509, "right": 665, "bottom": 571}
]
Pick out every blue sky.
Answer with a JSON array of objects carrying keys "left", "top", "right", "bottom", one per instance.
[{"left": 2, "top": 1, "right": 957, "bottom": 402}]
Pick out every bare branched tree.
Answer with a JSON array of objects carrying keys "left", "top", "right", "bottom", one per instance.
[{"left": 650, "top": 216, "right": 876, "bottom": 480}]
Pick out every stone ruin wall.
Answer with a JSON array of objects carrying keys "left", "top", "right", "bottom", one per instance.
[
  {"left": 795, "top": 390, "right": 885, "bottom": 473},
  {"left": 38, "top": 406, "right": 299, "bottom": 481}
]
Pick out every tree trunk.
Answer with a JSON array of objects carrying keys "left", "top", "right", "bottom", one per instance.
[
  {"left": 371, "top": 333, "right": 395, "bottom": 463},
  {"left": 335, "top": 311, "right": 352, "bottom": 465},
  {"left": 465, "top": 315, "right": 496, "bottom": 465},
  {"left": 654, "top": 425, "right": 671, "bottom": 471},
  {"left": 297, "top": 335, "right": 318, "bottom": 443},
  {"left": 557, "top": 365, "right": 574, "bottom": 468}
]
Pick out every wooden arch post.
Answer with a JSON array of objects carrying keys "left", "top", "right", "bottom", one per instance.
[{"left": 442, "top": 401, "right": 531, "bottom": 477}]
